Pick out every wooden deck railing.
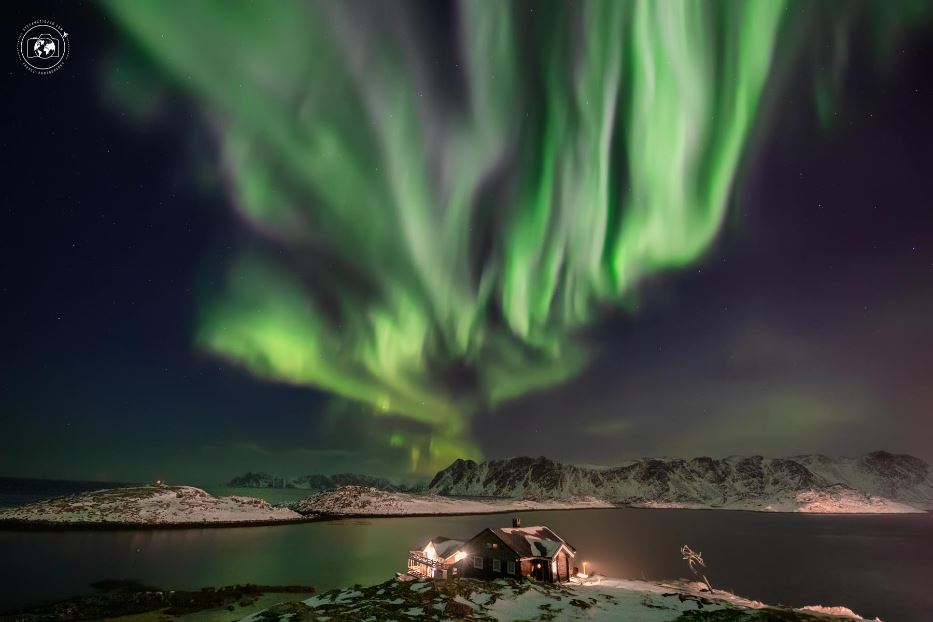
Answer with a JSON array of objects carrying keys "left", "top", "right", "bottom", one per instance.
[{"left": 407, "top": 551, "right": 449, "bottom": 572}]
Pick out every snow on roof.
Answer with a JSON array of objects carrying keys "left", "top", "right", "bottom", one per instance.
[
  {"left": 490, "top": 526, "right": 575, "bottom": 559},
  {"left": 422, "top": 536, "right": 466, "bottom": 560},
  {"left": 524, "top": 535, "right": 563, "bottom": 558}
]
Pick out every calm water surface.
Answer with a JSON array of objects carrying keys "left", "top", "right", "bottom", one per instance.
[{"left": 1, "top": 509, "right": 930, "bottom": 621}]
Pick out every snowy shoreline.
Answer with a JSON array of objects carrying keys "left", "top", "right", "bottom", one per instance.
[
  {"left": 0, "top": 483, "right": 925, "bottom": 531},
  {"left": 0, "top": 485, "right": 306, "bottom": 528},
  {"left": 294, "top": 485, "right": 926, "bottom": 518},
  {"left": 242, "top": 575, "right": 873, "bottom": 621}
]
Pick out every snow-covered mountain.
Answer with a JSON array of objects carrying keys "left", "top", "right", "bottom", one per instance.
[
  {"left": 795, "top": 451, "right": 933, "bottom": 509},
  {"left": 292, "top": 485, "right": 611, "bottom": 516},
  {"left": 427, "top": 451, "right": 933, "bottom": 511}
]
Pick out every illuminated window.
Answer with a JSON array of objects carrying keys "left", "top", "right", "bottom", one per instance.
[
  {"left": 473, "top": 555, "right": 483, "bottom": 569},
  {"left": 507, "top": 560, "right": 515, "bottom": 575},
  {"left": 492, "top": 559, "right": 501, "bottom": 572}
]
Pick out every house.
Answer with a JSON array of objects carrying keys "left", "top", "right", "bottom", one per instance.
[
  {"left": 406, "top": 536, "right": 466, "bottom": 579},
  {"left": 404, "top": 517, "right": 577, "bottom": 583}
]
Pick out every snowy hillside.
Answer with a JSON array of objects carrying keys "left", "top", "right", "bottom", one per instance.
[
  {"left": 0, "top": 485, "right": 304, "bottom": 526},
  {"left": 241, "top": 575, "right": 871, "bottom": 621},
  {"left": 427, "top": 452, "right": 931, "bottom": 512},
  {"left": 292, "top": 485, "right": 611, "bottom": 516},
  {"left": 795, "top": 451, "right": 933, "bottom": 509}
]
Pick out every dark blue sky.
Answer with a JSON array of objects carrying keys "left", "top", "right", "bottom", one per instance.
[{"left": 2, "top": 2, "right": 932, "bottom": 483}]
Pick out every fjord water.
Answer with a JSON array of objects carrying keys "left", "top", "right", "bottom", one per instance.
[{"left": 1, "top": 509, "right": 930, "bottom": 620}]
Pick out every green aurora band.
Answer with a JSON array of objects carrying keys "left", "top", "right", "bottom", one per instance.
[{"left": 102, "top": 1, "right": 928, "bottom": 473}]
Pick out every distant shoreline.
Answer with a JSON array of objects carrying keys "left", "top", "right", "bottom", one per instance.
[
  {"left": 2, "top": 498, "right": 926, "bottom": 532},
  {"left": 0, "top": 515, "right": 319, "bottom": 531}
]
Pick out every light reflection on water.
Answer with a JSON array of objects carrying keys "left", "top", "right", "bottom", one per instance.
[{"left": 0, "top": 508, "right": 930, "bottom": 620}]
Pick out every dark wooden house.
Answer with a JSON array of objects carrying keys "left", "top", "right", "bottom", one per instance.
[{"left": 453, "top": 517, "right": 576, "bottom": 583}]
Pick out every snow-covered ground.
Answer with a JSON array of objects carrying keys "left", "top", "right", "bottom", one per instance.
[
  {"left": 0, "top": 485, "right": 304, "bottom": 526},
  {"left": 633, "top": 486, "right": 921, "bottom": 513},
  {"left": 239, "top": 575, "right": 873, "bottom": 621},
  {"left": 294, "top": 484, "right": 922, "bottom": 517},
  {"left": 293, "top": 485, "right": 613, "bottom": 516}
]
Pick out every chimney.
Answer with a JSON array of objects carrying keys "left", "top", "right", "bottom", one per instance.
[{"left": 512, "top": 515, "right": 521, "bottom": 528}]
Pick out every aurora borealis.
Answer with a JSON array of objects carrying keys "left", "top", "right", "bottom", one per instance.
[
  {"left": 3, "top": 1, "right": 933, "bottom": 481},
  {"left": 99, "top": 0, "right": 791, "bottom": 470}
]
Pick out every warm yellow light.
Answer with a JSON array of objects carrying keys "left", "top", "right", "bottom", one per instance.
[
  {"left": 423, "top": 542, "right": 437, "bottom": 561},
  {"left": 454, "top": 550, "right": 467, "bottom": 562},
  {"left": 575, "top": 561, "right": 590, "bottom": 579}
]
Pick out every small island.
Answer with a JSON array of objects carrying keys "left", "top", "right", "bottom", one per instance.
[{"left": 0, "top": 485, "right": 306, "bottom": 528}]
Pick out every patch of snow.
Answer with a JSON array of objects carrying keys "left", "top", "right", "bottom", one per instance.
[
  {"left": 469, "top": 591, "right": 493, "bottom": 605},
  {"left": 410, "top": 581, "right": 433, "bottom": 593},
  {"left": 334, "top": 589, "right": 363, "bottom": 603},
  {"left": 453, "top": 594, "right": 478, "bottom": 610}
]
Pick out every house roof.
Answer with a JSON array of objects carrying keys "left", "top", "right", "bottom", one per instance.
[
  {"left": 488, "top": 526, "right": 575, "bottom": 559},
  {"left": 423, "top": 536, "right": 466, "bottom": 560}
]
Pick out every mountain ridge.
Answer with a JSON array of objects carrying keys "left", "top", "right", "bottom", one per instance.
[{"left": 427, "top": 450, "right": 933, "bottom": 511}]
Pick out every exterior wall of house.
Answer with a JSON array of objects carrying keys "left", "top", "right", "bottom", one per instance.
[
  {"left": 407, "top": 551, "right": 450, "bottom": 579},
  {"left": 555, "top": 550, "right": 572, "bottom": 582},
  {"left": 525, "top": 558, "right": 554, "bottom": 581},
  {"left": 520, "top": 559, "right": 533, "bottom": 578},
  {"left": 426, "top": 527, "right": 574, "bottom": 584},
  {"left": 457, "top": 530, "right": 521, "bottom": 580}
]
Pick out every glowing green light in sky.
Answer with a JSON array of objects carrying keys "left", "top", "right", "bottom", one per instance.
[
  {"left": 103, "top": 1, "right": 929, "bottom": 473},
  {"left": 102, "top": 0, "right": 786, "bottom": 471}
]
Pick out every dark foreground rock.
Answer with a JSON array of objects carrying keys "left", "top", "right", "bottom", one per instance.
[
  {"left": 1, "top": 576, "right": 870, "bottom": 621},
  {"left": 259, "top": 577, "right": 870, "bottom": 621},
  {"left": 0, "top": 580, "right": 313, "bottom": 621}
]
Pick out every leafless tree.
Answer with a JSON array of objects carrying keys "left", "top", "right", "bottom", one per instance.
[{"left": 680, "top": 545, "right": 714, "bottom": 594}]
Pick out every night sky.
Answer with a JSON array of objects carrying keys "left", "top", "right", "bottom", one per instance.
[{"left": 3, "top": 1, "right": 932, "bottom": 484}]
